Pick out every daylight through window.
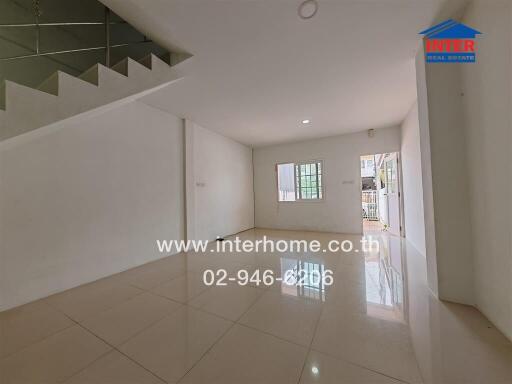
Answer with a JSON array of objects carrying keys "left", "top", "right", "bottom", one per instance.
[{"left": 277, "top": 161, "right": 323, "bottom": 202}]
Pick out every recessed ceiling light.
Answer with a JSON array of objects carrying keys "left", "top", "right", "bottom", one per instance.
[
  {"left": 298, "top": 0, "right": 318, "bottom": 20},
  {"left": 311, "top": 366, "right": 319, "bottom": 375},
  {"left": 302, "top": 119, "right": 311, "bottom": 124}
]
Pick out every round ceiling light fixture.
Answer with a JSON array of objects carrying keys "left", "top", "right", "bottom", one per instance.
[
  {"left": 302, "top": 119, "right": 311, "bottom": 124},
  {"left": 298, "top": 0, "right": 318, "bottom": 20}
]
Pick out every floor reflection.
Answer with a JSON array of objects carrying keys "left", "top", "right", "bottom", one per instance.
[
  {"left": 3, "top": 229, "right": 510, "bottom": 384},
  {"left": 364, "top": 234, "right": 405, "bottom": 322},
  {"left": 279, "top": 258, "right": 327, "bottom": 302},
  {"left": 275, "top": 234, "right": 406, "bottom": 314}
]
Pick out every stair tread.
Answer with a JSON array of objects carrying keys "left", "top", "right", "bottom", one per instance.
[
  {"left": 111, "top": 58, "right": 129, "bottom": 77},
  {"left": 6, "top": 80, "right": 58, "bottom": 104},
  {"left": 0, "top": 82, "right": 5, "bottom": 110},
  {"left": 127, "top": 57, "right": 151, "bottom": 73},
  {"left": 139, "top": 53, "right": 170, "bottom": 70},
  {"left": 79, "top": 64, "right": 100, "bottom": 85},
  {"left": 0, "top": 109, "right": 5, "bottom": 131},
  {"left": 160, "top": 52, "right": 192, "bottom": 67},
  {"left": 112, "top": 57, "right": 151, "bottom": 77},
  {"left": 57, "top": 71, "right": 99, "bottom": 89},
  {"left": 138, "top": 54, "right": 153, "bottom": 69},
  {"left": 0, "top": 52, "right": 182, "bottom": 141},
  {"left": 100, "top": 63, "right": 131, "bottom": 81},
  {"left": 38, "top": 72, "right": 60, "bottom": 96}
]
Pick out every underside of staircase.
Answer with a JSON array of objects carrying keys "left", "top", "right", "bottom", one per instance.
[{"left": 0, "top": 53, "right": 186, "bottom": 141}]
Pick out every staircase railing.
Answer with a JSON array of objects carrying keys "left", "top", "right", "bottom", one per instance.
[{"left": 0, "top": 1, "right": 152, "bottom": 66}]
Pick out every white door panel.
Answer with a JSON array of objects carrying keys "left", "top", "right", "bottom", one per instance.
[{"left": 385, "top": 155, "right": 400, "bottom": 236}]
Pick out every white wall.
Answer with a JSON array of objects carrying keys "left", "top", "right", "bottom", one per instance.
[
  {"left": 460, "top": 0, "right": 512, "bottom": 340},
  {"left": 0, "top": 101, "right": 185, "bottom": 310},
  {"left": 185, "top": 120, "right": 254, "bottom": 241},
  {"left": 417, "top": 44, "right": 475, "bottom": 305},
  {"left": 253, "top": 127, "right": 401, "bottom": 234},
  {"left": 400, "top": 102, "right": 427, "bottom": 256},
  {"left": 415, "top": 49, "right": 440, "bottom": 298},
  {"left": 415, "top": 0, "right": 512, "bottom": 338}
]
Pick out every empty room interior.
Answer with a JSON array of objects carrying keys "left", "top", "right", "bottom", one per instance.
[{"left": 0, "top": 0, "right": 511, "bottom": 383}]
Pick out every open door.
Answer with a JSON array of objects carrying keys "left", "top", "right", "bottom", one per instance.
[
  {"left": 360, "top": 152, "right": 402, "bottom": 236},
  {"left": 384, "top": 153, "right": 400, "bottom": 236}
]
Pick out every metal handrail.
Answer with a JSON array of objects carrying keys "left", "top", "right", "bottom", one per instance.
[
  {"left": 0, "top": 21, "right": 127, "bottom": 27},
  {"left": 0, "top": 41, "right": 153, "bottom": 62},
  {"left": 0, "top": 3, "right": 150, "bottom": 66}
]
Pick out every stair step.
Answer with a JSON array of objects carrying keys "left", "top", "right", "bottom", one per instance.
[
  {"left": 47, "top": 71, "right": 103, "bottom": 117},
  {"left": 0, "top": 82, "right": 5, "bottom": 111},
  {"left": 79, "top": 64, "right": 100, "bottom": 86},
  {"left": 139, "top": 53, "right": 181, "bottom": 85},
  {"left": 128, "top": 57, "right": 151, "bottom": 78},
  {"left": 0, "top": 84, "right": 6, "bottom": 132},
  {"left": 38, "top": 72, "right": 60, "bottom": 96},
  {"left": 1, "top": 52, "right": 184, "bottom": 142},
  {"left": 1, "top": 81, "right": 60, "bottom": 140},
  {"left": 71, "top": 62, "right": 153, "bottom": 106},
  {"left": 139, "top": 53, "right": 166, "bottom": 70},
  {"left": 160, "top": 52, "right": 192, "bottom": 67},
  {"left": 97, "top": 63, "right": 141, "bottom": 100},
  {"left": 138, "top": 54, "right": 152, "bottom": 69},
  {"left": 111, "top": 58, "right": 129, "bottom": 77},
  {"left": 112, "top": 57, "right": 151, "bottom": 78},
  {"left": 139, "top": 53, "right": 170, "bottom": 73},
  {"left": 77, "top": 63, "right": 130, "bottom": 95},
  {"left": 0, "top": 108, "right": 5, "bottom": 132}
]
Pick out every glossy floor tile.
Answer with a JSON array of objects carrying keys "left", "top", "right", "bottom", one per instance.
[
  {"left": 189, "top": 284, "right": 263, "bottom": 321},
  {"left": 180, "top": 324, "right": 308, "bottom": 384},
  {"left": 0, "top": 299, "right": 74, "bottom": 358},
  {"left": 239, "top": 290, "right": 322, "bottom": 346},
  {"left": 151, "top": 272, "right": 210, "bottom": 303},
  {"left": 312, "top": 305, "right": 422, "bottom": 383},
  {"left": 0, "top": 325, "right": 111, "bottom": 384},
  {"left": 1, "top": 229, "right": 511, "bottom": 384},
  {"left": 300, "top": 350, "right": 401, "bottom": 384},
  {"left": 81, "top": 292, "right": 182, "bottom": 346},
  {"left": 64, "top": 350, "right": 164, "bottom": 384},
  {"left": 118, "top": 306, "right": 232, "bottom": 383},
  {"left": 44, "top": 278, "right": 143, "bottom": 321},
  {"left": 113, "top": 259, "right": 187, "bottom": 291}
]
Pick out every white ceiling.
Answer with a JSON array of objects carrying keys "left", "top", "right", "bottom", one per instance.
[{"left": 101, "top": 0, "right": 449, "bottom": 147}]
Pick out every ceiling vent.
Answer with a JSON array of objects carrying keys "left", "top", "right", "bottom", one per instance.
[{"left": 298, "top": 0, "right": 318, "bottom": 20}]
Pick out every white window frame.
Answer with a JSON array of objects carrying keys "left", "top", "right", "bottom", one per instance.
[{"left": 276, "top": 160, "right": 324, "bottom": 203}]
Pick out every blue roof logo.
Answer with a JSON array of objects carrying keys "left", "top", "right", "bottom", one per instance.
[
  {"left": 420, "top": 19, "right": 482, "bottom": 39},
  {"left": 420, "top": 19, "right": 482, "bottom": 63}
]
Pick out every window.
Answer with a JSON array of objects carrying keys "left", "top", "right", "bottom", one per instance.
[
  {"left": 277, "top": 160, "right": 323, "bottom": 202},
  {"left": 385, "top": 159, "right": 397, "bottom": 194},
  {"left": 277, "top": 163, "right": 296, "bottom": 201}
]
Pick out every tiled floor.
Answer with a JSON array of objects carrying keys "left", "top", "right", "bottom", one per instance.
[
  {"left": 363, "top": 220, "right": 385, "bottom": 233},
  {"left": 1, "top": 229, "right": 511, "bottom": 383}
]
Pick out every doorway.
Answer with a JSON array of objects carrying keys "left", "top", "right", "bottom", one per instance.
[{"left": 360, "top": 152, "right": 402, "bottom": 236}]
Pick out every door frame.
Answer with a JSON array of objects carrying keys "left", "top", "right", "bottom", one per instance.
[
  {"left": 397, "top": 152, "right": 406, "bottom": 238},
  {"left": 359, "top": 151, "right": 405, "bottom": 237}
]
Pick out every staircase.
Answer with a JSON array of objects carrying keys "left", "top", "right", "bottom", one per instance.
[{"left": 0, "top": 53, "right": 184, "bottom": 141}]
